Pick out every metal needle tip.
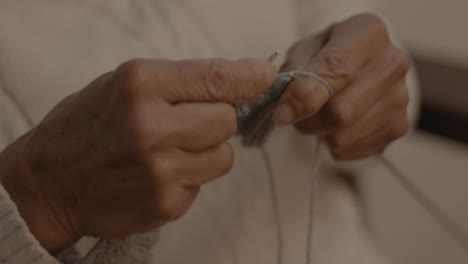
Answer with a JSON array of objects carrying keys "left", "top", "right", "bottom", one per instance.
[{"left": 267, "top": 50, "right": 280, "bottom": 62}]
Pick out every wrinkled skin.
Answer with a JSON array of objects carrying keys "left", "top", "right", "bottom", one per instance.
[
  {"left": 275, "top": 14, "right": 410, "bottom": 160},
  {"left": 0, "top": 59, "right": 276, "bottom": 253},
  {"left": 0, "top": 13, "right": 410, "bottom": 256}
]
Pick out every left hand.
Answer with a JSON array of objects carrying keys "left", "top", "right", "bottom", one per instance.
[{"left": 274, "top": 13, "right": 410, "bottom": 160}]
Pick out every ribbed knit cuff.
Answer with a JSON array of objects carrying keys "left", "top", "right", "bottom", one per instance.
[{"left": 0, "top": 183, "right": 60, "bottom": 264}]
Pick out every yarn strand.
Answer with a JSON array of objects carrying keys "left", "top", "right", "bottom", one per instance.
[
  {"left": 305, "top": 139, "right": 321, "bottom": 264},
  {"left": 260, "top": 146, "right": 284, "bottom": 264},
  {"left": 250, "top": 51, "right": 468, "bottom": 264}
]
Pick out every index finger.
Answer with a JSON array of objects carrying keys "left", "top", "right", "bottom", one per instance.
[
  {"left": 159, "top": 59, "right": 277, "bottom": 104},
  {"left": 302, "top": 14, "right": 390, "bottom": 93}
]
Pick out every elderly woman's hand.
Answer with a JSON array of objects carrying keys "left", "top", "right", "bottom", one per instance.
[
  {"left": 0, "top": 58, "right": 275, "bottom": 253},
  {"left": 275, "top": 14, "right": 410, "bottom": 160}
]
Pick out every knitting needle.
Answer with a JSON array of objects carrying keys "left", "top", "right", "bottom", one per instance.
[{"left": 268, "top": 50, "right": 280, "bottom": 63}]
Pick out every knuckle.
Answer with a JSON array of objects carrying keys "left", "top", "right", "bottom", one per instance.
[
  {"left": 328, "top": 102, "right": 354, "bottom": 128},
  {"left": 114, "top": 59, "right": 149, "bottom": 102},
  {"left": 388, "top": 48, "right": 410, "bottom": 78},
  {"left": 288, "top": 81, "right": 323, "bottom": 116},
  {"left": 358, "top": 13, "right": 388, "bottom": 36},
  {"left": 322, "top": 50, "right": 352, "bottom": 83},
  {"left": 202, "top": 60, "right": 231, "bottom": 100},
  {"left": 116, "top": 59, "right": 146, "bottom": 89},
  {"left": 368, "top": 15, "right": 387, "bottom": 32}
]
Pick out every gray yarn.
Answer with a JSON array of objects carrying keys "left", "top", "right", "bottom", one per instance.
[
  {"left": 234, "top": 48, "right": 331, "bottom": 264},
  {"left": 236, "top": 71, "right": 333, "bottom": 147},
  {"left": 80, "top": 231, "right": 158, "bottom": 264},
  {"left": 237, "top": 74, "right": 296, "bottom": 264},
  {"left": 236, "top": 74, "right": 295, "bottom": 147},
  {"left": 237, "top": 71, "right": 327, "bottom": 264},
  {"left": 260, "top": 146, "right": 284, "bottom": 264}
]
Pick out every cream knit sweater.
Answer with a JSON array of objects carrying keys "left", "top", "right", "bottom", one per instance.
[{"left": 0, "top": 0, "right": 418, "bottom": 263}]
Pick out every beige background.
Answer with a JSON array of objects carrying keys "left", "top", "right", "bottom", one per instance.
[
  {"left": 374, "top": 0, "right": 468, "bottom": 66},
  {"left": 364, "top": 1, "right": 468, "bottom": 263},
  {"left": 362, "top": 132, "right": 468, "bottom": 264}
]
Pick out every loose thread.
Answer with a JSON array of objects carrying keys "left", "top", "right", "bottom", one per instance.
[
  {"left": 305, "top": 139, "right": 321, "bottom": 264},
  {"left": 260, "top": 138, "right": 321, "bottom": 264},
  {"left": 253, "top": 51, "right": 327, "bottom": 264},
  {"left": 260, "top": 146, "right": 284, "bottom": 264},
  {"left": 252, "top": 51, "right": 468, "bottom": 264}
]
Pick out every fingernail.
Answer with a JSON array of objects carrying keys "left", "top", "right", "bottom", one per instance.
[{"left": 273, "top": 104, "right": 294, "bottom": 126}]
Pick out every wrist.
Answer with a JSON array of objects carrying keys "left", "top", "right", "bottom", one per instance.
[{"left": 0, "top": 132, "right": 78, "bottom": 254}]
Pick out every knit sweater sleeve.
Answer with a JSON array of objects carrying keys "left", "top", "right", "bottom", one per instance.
[
  {"left": 0, "top": 181, "right": 62, "bottom": 264},
  {"left": 0, "top": 150, "right": 158, "bottom": 264}
]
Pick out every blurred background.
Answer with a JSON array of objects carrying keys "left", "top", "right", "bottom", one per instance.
[
  {"left": 1, "top": 1, "right": 467, "bottom": 263},
  {"left": 362, "top": 1, "right": 468, "bottom": 264},
  {"left": 377, "top": 0, "right": 468, "bottom": 142}
]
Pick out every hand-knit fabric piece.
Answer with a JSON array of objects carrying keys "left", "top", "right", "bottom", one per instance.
[
  {"left": 80, "top": 232, "right": 158, "bottom": 264},
  {"left": 0, "top": 182, "right": 61, "bottom": 264}
]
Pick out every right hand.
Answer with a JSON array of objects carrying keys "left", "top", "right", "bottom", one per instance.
[{"left": 0, "top": 58, "right": 276, "bottom": 253}]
